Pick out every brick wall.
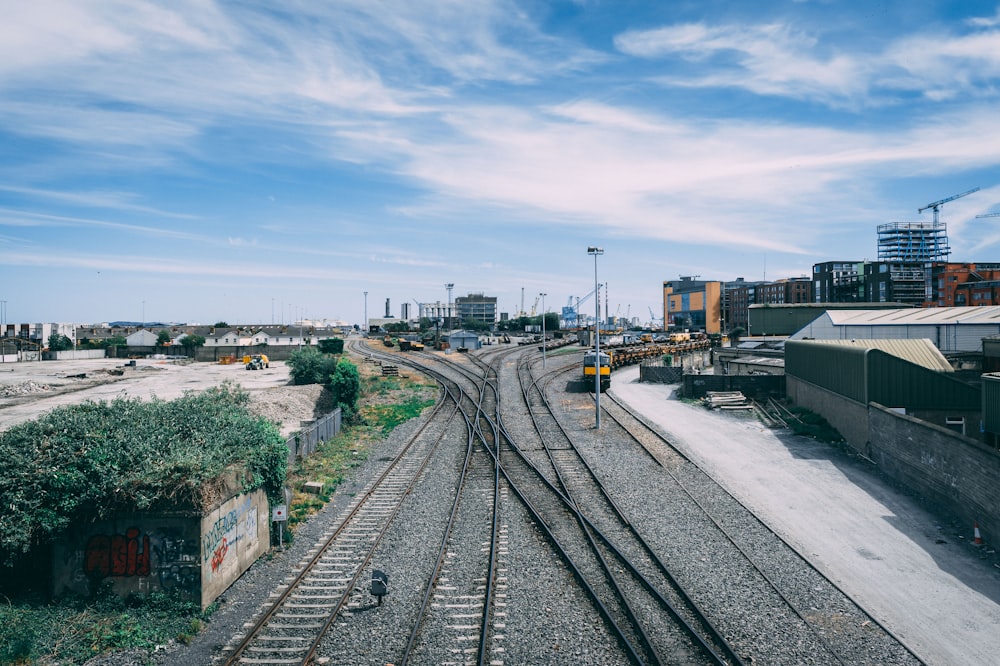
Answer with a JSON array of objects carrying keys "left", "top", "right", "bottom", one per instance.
[{"left": 869, "top": 404, "right": 1000, "bottom": 546}]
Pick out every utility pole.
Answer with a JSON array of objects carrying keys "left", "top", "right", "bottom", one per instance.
[
  {"left": 445, "top": 283, "right": 454, "bottom": 330},
  {"left": 588, "top": 247, "right": 604, "bottom": 429},
  {"left": 540, "top": 293, "right": 547, "bottom": 369}
]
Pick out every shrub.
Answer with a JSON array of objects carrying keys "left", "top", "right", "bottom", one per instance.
[{"left": 0, "top": 382, "right": 287, "bottom": 568}]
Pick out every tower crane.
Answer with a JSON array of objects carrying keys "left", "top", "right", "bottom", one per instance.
[
  {"left": 918, "top": 187, "right": 981, "bottom": 224},
  {"left": 976, "top": 212, "right": 1000, "bottom": 219}
]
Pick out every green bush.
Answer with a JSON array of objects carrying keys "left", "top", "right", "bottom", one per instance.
[
  {"left": 0, "top": 382, "right": 287, "bottom": 568},
  {"left": 287, "top": 346, "right": 339, "bottom": 385}
]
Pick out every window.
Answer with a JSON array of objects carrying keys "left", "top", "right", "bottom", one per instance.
[{"left": 945, "top": 416, "right": 965, "bottom": 436}]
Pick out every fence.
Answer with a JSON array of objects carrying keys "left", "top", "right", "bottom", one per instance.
[{"left": 284, "top": 407, "right": 342, "bottom": 465}]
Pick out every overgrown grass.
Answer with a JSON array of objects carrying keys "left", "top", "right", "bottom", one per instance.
[
  {"left": 284, "top": 370, "right": 435, "bottom": 530},
  {"left": 0, "top": 586, "right": 216, "bottom": 665}
]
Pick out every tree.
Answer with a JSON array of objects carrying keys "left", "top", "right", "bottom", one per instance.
[
  {"left": 318, "top": 338, "right": 344, "bottom": 354},
  {"left": 329, "top": 358, "right": 360, "bottom": 416},
  {"left": 179, "top": 334, "right": 205, "bottom": 355},
  {"left": 461, "top": 317, "right": 490, "bottom": 332},
  {"left": 47, "top": 333, "right": 73, "bottom": 352},
  {"left": 287, "top": 347, "right": 338, "bottom": 386},
  {"left": 104, "top": 335, "right": 127, "bottom": 348},
  {"left": 156, "top": 330, "right": 171, "bottom": 348},
  {"left": 214, "top": 321, "right": 229, "bottom": 328}
]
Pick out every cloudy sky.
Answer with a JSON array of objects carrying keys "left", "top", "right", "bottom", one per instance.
[{"left": 3, "top": 0, "right": 1000, "bottom": 327}]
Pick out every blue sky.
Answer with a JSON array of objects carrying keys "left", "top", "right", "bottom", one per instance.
[{"left": 3, "top": 1, "right": 1000, "bottom": 328}]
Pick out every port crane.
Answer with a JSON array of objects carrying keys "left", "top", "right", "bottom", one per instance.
[
  {"left": 919, "top": 187, "right": 980, "bottom": 224},
  {"left": 568, "top": 284, "right": 602, "bottom": 326}
]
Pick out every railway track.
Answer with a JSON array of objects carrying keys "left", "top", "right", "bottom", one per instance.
[
  {"left": 215, "top": 339, "right": 925, "bottom": 665},
  {"left": 220, "top": 382, "right": 455, "bottom": 665}
]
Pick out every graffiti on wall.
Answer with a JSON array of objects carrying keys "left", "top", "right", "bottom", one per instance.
[
  {"left": 85, "top": 527, "right": 150, "bottom": 578},
  {"left": 201, "top": 494, "right": 258, "bottom": 577},
  {"left": 155, "top": 534, "right": 200, "bottom": 595},
  {"left": 71, "top": 525, "right": 200, "bottom": 598}
]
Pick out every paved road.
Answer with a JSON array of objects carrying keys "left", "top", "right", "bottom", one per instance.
[{"left": 611, "top": 365, "right": 1000, "bottom": 666}]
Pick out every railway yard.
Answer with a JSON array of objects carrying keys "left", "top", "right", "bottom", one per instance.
[{"left": 4, "top": 340, "right": 1000, "bottom": 664}]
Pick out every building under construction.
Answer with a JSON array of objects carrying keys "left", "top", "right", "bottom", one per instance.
[{"left": 876, "top": 222, "right": 951, "bottom": 263}]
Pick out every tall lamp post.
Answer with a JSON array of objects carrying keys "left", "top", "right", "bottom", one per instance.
[
  {"left": 587, "top": 246, "right": 603, "bottom": 428},
  {"left": 363, "top": 291, "right": 368, "bottom": 337},
  {"left": 540, "top": 292, "right": 547, "bottom": 369}
]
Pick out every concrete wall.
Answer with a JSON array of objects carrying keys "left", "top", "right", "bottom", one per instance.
[
  {"left": 639, "top": 365, "right": 684, "bottom": 383},
  {"left": 683, "top": 374, "right": 785, "bottom": 399},
  {"left": 869, "top": 404, "right": 1000, "bottom": 546},
  {"left": 786, "top": 376, "right": 869, "bottom": 454},
  {"left": 52, "top": 488, "right": 270, "bottom": 609},
  {"left": 44, "top": 349, "right": 107, "bottom": 360},
  {"left": 200, "top": 489, "right": 270, "bottom": 608},
  {"left": 194, "top": 346, "right": 300, "bottom": 362},
  {"left": 53, "top": 512, "right": 202, "bottom": 602}
]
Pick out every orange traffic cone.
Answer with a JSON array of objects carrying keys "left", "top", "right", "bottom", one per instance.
[{"left": 974, "top": 522, "right": 983, "bottom": 546}]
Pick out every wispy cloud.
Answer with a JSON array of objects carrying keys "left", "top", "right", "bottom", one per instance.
[
  {"left": 614, "top": 13, "right": 1000, "bottom": 106},
  {"left": 0, "top": 186, "right": 199, "bottom": 218}
]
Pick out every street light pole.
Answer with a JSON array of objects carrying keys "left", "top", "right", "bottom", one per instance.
[
  {"left": 588, "top": 246, "right": 603, "bottom": 429},
  {"left": 540, "top": 292, "right": 547, "bottom": 369},
  {"left": 364, "top": 291, "right": 368, "bottom": 337}
]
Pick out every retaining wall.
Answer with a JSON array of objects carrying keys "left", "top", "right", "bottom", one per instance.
[
  {"left": 682, "top": 374, "right": 785, "bottom": 399},
  {"left": 52, "top": 488, "right": 270, "bottom": 609},
  {"left": 786, "top": 376, "right": 869, "bottom": 454},
  {"left": 869, "top": 404, "right": 1000, "bottom": 547}
]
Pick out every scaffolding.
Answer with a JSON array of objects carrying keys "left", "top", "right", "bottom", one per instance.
[{"left": 877, "top": 222, "right": 950, "bottom": 262}]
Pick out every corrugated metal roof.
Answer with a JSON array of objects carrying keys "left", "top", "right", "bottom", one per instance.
[
  {"left": 826, "top": 306, "right": 1000, "bottom": 325},
  {"left": 801, "top": 338, "right": 953, "bottom": 372}
]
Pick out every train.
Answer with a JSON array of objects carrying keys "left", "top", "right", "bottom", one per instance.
[
  {"left": 582, "top": 350, "right": 612, "bottom": 392},
  {"left": 581, "top": 336, "right": 713, "bottom": 391}
]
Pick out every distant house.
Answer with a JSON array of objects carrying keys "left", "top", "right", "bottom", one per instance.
[{"left": 125, "top": 329, "right": 160, "bottom": 347}]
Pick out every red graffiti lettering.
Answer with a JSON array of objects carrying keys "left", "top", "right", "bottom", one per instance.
[
  {"left": 84, "top": 528, "right": 151, "bottom": 578},
  {"left": 211, "top": 537, "right": 229, "bottom": 572}
]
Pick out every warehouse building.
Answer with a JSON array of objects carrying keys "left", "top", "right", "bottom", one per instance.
[
  {"left": 789, "top": 305, "right": 1000, "bottom": 353},
  {"left": 786, "top": 338, "right": 979, "bottom": 450}
]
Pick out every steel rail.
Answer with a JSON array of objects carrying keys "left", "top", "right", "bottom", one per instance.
[
  {"left": 222, "top": 342, "right": 454, "bottom": 666},
  {"left": 602, "top": 390, "right": 928, "bottom": 666}
]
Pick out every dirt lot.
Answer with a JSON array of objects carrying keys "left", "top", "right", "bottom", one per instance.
[{"left": 0, "top": 357, "right": 328, "bottom": 438}]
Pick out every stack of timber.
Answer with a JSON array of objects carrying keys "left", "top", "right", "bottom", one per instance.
[{"left": 703, "top": 391, "right": 752, "bottom": 410}]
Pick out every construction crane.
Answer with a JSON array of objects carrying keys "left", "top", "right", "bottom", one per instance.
[
  {"left": 572, "top": 284, "right": 603, "bottom": 326},
  {"left": 976, "top": 212, "right": 1000, "bottom": 219},
  {"left": 918, "top": 187, "right": 981, "bottom": 224}
]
